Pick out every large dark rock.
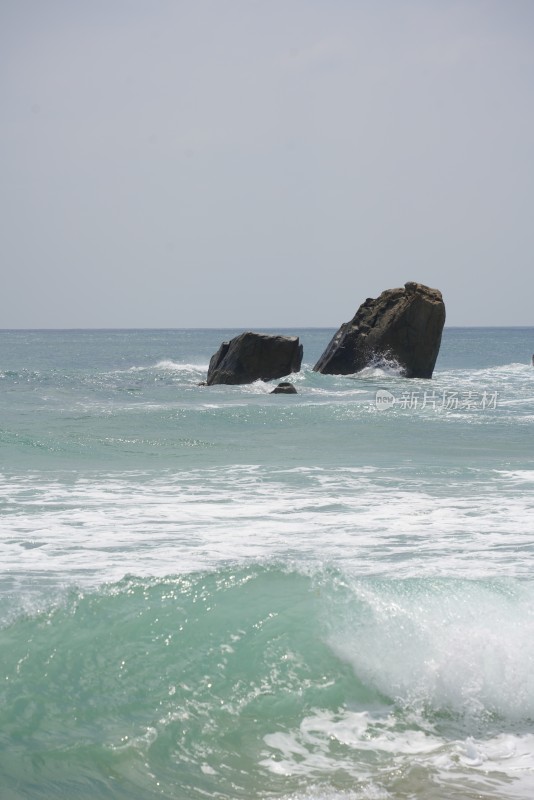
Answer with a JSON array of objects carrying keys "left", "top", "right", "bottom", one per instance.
[
  {"left": 207, "top": 332, "right": 303, "bottom": 386},
  {"left": 314, "top": 282, "right": 445, "bottom": 379}
]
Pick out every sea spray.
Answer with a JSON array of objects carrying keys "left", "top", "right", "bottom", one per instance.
[
  {"left": 2, "top": 567, "right": 534, "bottom": 798},
  {"left": 325, "top": 576, "right": 534, "bottom": 722}
]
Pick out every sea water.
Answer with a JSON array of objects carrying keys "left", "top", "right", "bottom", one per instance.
[{"left": 0, "top": 327, "right": 533, "bottom": 800}]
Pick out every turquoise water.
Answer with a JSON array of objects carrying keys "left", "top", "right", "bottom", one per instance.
[{"left": 1, "top": 328, "right": 534, "bottom": 799}]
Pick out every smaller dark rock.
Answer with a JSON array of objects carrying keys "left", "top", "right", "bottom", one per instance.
[
  {"left": 207, "top": 332, "right": 303, "bottom": 385},
  {"left": 270, "top": 382, "right": 297, "bottom": 394}
]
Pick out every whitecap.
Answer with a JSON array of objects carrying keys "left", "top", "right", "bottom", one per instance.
[{"left": 127, "top": 360, "right": 208, "bottom": 373}]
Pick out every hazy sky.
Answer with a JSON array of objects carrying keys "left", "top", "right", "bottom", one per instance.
[{"left": 2, "top": 0, "right": 533, "bottom": 327}]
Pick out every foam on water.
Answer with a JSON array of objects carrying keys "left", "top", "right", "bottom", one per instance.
[
  {"left": 1, "top": 327, "right": 534, "bottom": 799},
  {"left": 2, "top": 567, "right": 534, "bottom": 799},
  {"left": 347, "top": 358, "right": 405, "bottom": 379},
  {"left": 127, "top": 360, "right": 209, "bottom": 373},
  {"left": 493, "top": 469, "right": 534, "bottom": 485},
  {"left": 1, "top": 462, "right": 533, "bottom": 616},
  {"left": 326, "top": 577, "right": 534, "bottom": 720}
]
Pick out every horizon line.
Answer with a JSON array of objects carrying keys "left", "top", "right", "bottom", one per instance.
[{"left": 1, "top": 325, "right": 534, "bottom": 332}]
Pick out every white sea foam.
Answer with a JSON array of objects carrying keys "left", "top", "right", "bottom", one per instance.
[
  {"left": 309, "top": 387, "right": 369, "bottom": 397},
  {"left": 1, "top": 464, "right": 533, "bottom": 606},
  {"left": 351, "top": 362, "right": 404, "bottom": 379},
  {"left": 439, "top": 362, "right": 533, "bottom": 378},
  {"left": 261, "top": 706, "right": 534, "bottom": 798},
  {"left": 127, "top": 360, "right": 208, "bottom": 373},
  {"left": 493, "top": 470, "right": 534, "bottom": 485},
  {"left": 327, "top": 579, "right": 534, "bottom": 720},
  {"left": 283, "top": 788, "right": 391, "bottom": 800}
]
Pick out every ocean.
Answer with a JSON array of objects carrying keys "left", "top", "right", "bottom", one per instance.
[{"left": 1, "top": 327, "right": 533, "bottom": 800}]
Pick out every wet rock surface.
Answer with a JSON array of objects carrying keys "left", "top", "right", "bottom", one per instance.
[{"left": 314, "top": 282, "right": 445, "bottom": 379}]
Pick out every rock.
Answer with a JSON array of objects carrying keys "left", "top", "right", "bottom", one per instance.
[
  {"left": 270, "top": 382, "right": 297, "bottom": 394},
  {"left": 314, "top": 282, "right": 445, "bottom": 379},
  {"left": 206, "top": 332, "right": 303, "bottom": 386}
]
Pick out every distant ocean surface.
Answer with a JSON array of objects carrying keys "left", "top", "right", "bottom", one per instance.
[{"left": 1, "top": 327, "right": 534, "bottom": 800}]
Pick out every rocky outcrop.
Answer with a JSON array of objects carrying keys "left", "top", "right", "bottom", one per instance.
[
  {"left": 270, "top": 382, "right": 297, "bottom": 394},
  {"left": 314, "top": 282, "right": 445, "bottom": 379},
  {"left": 207, "top": 332, "right": 303, "bottom": 386}
]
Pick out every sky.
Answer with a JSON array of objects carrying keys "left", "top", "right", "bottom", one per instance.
[{"left": 1, "top": 0, "right": 534, "bottom": 328}]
